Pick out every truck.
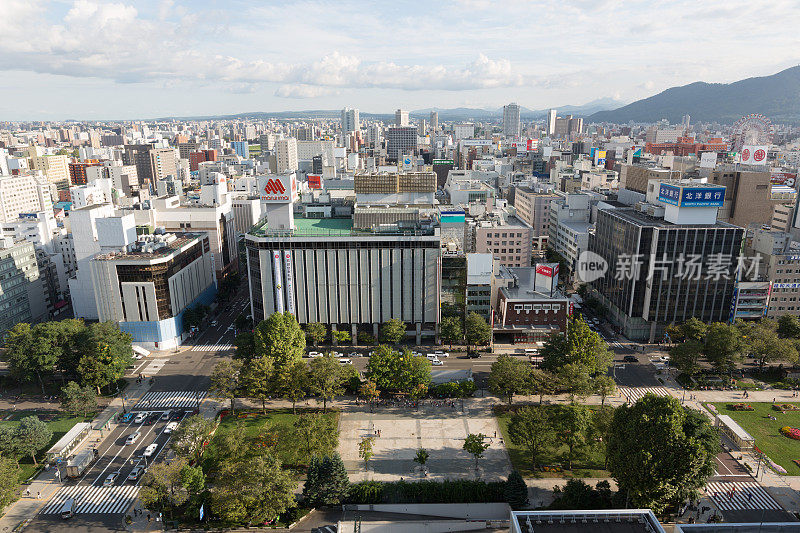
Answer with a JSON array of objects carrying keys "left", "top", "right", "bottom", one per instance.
[{"left": 64, "top": 448, "right": 96, "bottom": 479}]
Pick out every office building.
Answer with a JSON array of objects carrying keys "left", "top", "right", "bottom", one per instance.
[
  {"left": 546, "top": 109, "right": 557, "bottom": 136},
  {"left": 589, "top": 182, "right": 743, "bottom": 342},
  {"left": 0, "top": 174, "right": 54, "bottom": 223},
  {"left": 513, "top": 187, "right": 558, "bottom": 236},
  {"left": 386, "top": 126, "right": 418, "bottom": 161},
  {"left": 276, "top": 138, "right": 299, "bottom": 173},
  {"left": 189, "top": 149, "right": 217, "bottom": 172},
  {"left": 747, "top": 229, "right": 800, "bottom": 320},
  {"left": 548, "top": 193, "right": 592, "bottom": 271},
  {"left": 395, "top": 109, "right": 409, "bottom": 127},
  {"left": 232, "top": 141, "right": 250, "bottom": 159},
  {"left": 149, "top": 148, "right": 178, "bottom": 181},
  {"left": 429, "top": 111, "right": 438, "bottom": 135},
  {"left": 474, "top": 212, "right": 533, "bottom": 268},
  {"left": 341, "top": 107, "right": 360, "bottom": 133},
  {"left": 709, "top": 169, "right": 795, "bottom": 229},
  {"left": 28, "top": 151, "right": 70, "bottom": 190},
  {"left": 466, "top": 253, "right": 493, "bottom": 319},
  {"left": 0, "top": 239, "right": 48, "bottom": 337},
  {"left": 502, "top": 103, "right": 521, "bottom": 139}
]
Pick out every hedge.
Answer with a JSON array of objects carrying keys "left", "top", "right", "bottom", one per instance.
[
  {"left": 429, "top": 380, "right": 476, "bottom": 398},
  {"left": 345, "top": 479, "right": 507, "bottom": 504}
]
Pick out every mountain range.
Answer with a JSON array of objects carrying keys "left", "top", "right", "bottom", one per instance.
[
  {"left": 588, "top": 66, "right": 800, "bottom": 125},
  {"left": 410, "top": 98, "right": 624, "bottom": 121}
]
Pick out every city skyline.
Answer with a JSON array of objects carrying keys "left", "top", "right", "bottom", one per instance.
[{"left": 1, "top": 0, "right": 799, "bottom": 120}]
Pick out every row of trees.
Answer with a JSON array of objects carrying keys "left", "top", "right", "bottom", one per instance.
[
  {"left": 668, "top": 316, "right": 800, "bottom": 378},
  {"left": 440, "top": 312, "right": 492, "bottom": 349},
  {"left": 3, "top": 319, "right": 134, "bottom": 394}
]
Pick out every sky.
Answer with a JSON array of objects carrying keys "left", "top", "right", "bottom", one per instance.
[{"left": 1, "top": 0, "right": 799, "bottom": 121}]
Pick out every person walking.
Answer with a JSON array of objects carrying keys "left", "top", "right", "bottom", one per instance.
[
  {"left": 36, "top": 491, "right": 40, "bottom": 499},
  {"left": 25, "top": 488, "right": 30, "bottom": 497}
]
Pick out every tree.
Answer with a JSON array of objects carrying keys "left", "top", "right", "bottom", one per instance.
[
  {"left": 332, "top": 330, "right": 351, "bottom": 344},
  {"left": 211, "top": 453, "right": 295, "bottom": 526},
  {"left": 234, "top": 313, "right": 252, "bottom": 333},
  {"left": 463, "top": 433, "right": 490, "bottom": 471},
  {"left": 3, "top": 323, "right": 59, "bottom": 394},
  {"left": 0, "top": 427, "right": 18, "bottom": 457},
  {"left": 675, "top": 317, "right": 709, "bottom": 343},
  {"left": 504, "top": 470, "right": 529, "bottom": 510},
  {"left": 278, "top": 361, "right": 309, "bottom": 414},
  {"left": 359, "top": 381, "right": 380, "bottom": 410},
  {"left": 507, "top": 405, "right": 555, "bottom": 470},
  {"left": 170, "top": 414, "right": 215, "bottom": 463},
  {"left": 540, "top": 315, "right": 612, "bottom": 376},
  {"left": 306, "top": 323, "right": 327, "bottom": 345},
  {"left": 553, "top": 404, "right": 591, "bottom": 470},
  {"left": 743, "top": 320, "right": 799, "bottom": 371},
  {"left": 240, "top": 356, "right": 274, "bottom": 413},
  {"left": 669, "top": 339, "right": 704, "bottom": 377},
  {"left": 14, "top": 416, "right": 52, "bottom": 465},
  {"left": 556, "top": 363, "right": 592, "bottom": 404},
  {"left": 413, "top": 448, "right": 429, "bottom": 474},
  {"left": 488, "top": 355, "right": 531, "bottom": 405},
  {"left": 76, "top": 322, "right": 134, "bottom": 394},
  {"left": 61, "top": 381, "right": 97, "bottom": 419},
  {"left": 366, "top": 345, "right": 431, "bottom": 394},
  {"left": 528, "top": 369, "right": 556, "bottom": 405},
  {"left": 440, "top": 316, "right": 463, "bottom": 348},
  {"left": 703, "top": 322, "right": 744, "bottom": 377},
  {"left": 607, "top": 395, "right": 717, "bottom": 514},
  {"left": 465, "top": 312, "right": 492, "bottom": 347},
  {"left": 308, "top": 354, "right": 344, "bottom": 412},
  {"left": 233, "top": 331, "right": 256, "bottom": 361},
  {"left": 253, "top": 312, "right": 306, "bottom": 377},
  {"left": 210, "top": 359, "right": 243, "bottom": 414},
  {"left": 291, "top": 413, "right": 337, "bottom": 463},
  {"left": 139, "top": 458, "right": 198, "bottom": 519},
  {"left": 592, "top": 407, "right": 615, "bottom": 468},
  {"left": 593, "top": 375, "right": 616, "bottom": 407},
  {"left": 380, "top": 319, "right": 406, "bottom": 344},
  {"left": 0, "top": 455, "right": 20, "bottom": 512},
  {"left": 302, "top": 453, "right": 350, "bottom": 506},
  {"left": 359, "top": 437, "right": 375, "bottom": 472},
  {"left": 777, "top": 315, "right": 800, "bottom": 339}
]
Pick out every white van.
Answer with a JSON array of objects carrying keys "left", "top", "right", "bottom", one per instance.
[
  {"left": 60, "top": 497, "right": 75, "bottom": 519},
  {"left": 426, "top": 354, "right": 439, "bottom": 361}
]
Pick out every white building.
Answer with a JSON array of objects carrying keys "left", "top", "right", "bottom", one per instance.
[
  {"left": 503, "top": 103, "right": 521, "bottom": 139},
  {"left": 341, "top": 108, "right": 360, "bottom": 133},
  {"left": 395, "top": 109, "right": 409, "bottom": 127},
  {"left": 0, "top": 174, "right": 54, "bottom": 223},
  {"left": 548, "top": 193, "right": 593, "bottom": 270},
  {"left": 276, "top": 138, "right": 298, "bottom": 173}
]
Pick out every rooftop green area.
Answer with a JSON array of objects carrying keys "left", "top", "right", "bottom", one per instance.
[
  {"left": 292, "top": 216, "right": 354, "bottom": 234},
  {"left": 250, "top": 216, "right": 436, "bottom": 238}
]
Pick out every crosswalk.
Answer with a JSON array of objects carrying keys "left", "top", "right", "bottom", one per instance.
[
  {"left": 135, "top": 390, "right": 206, "bottom": 409},
  {"left": 40, "top": 485, "right": 140, "bottom": 515},
  {"left": 190, "top": 342, "right": 234, "bottom": 352},
  {"left": 142, "top": 358, "right": 168, "bottom": 375},
  {"left": 706, "top": 481, "right": 782, "bottom": 511},
  {"left": 618, "top": 386, "right": 671, "bottom": 403}
]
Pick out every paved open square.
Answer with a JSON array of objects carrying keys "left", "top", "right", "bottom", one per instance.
[{"left": 338, "top": 404, "right": 512, "bottom": 482}]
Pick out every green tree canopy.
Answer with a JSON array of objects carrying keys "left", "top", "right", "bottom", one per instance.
[
  {"left": 308, "top": 354, "right": 344, "bottom": 412},
  {"left": 669, "top": 339, "right": 704, "bottom": 377},
  {"left": 14, "top": 416, "right": 52, "bottom": 465},
  {"left": 61, "top": 381, "right": 97, "bottom": 419},
  {"left": 741, "top": 320, "right": 799, "bottom": 370},
  {"left": 488, "top": 355, "right": 531, "bottom": 405},
  {"left": 507, "top": 405, "right": 555, "bottom": 470},
  {"left": 440, "top": 316, "right": 463, "bottom": 347},
  {"left": 504, "top": 470, "right": 529, "bottom": 510},
  {"left": 171, "top": 414, "right": 216, "bottom": 463},
  {"left": 0, "top": 455, "right": 20, "bottom": 512},
  {"left": 139, "top": 458, "right": 200, "bottom": 519},
  {"left": 777, "top": 315, "right": 800, "bottom": 338},
  {"left": 463, "top": 433, "right": 490, "bottom": 470},
  {"left": 552, "top": 404, "right": 591, "bottom": 470},
  {"left": 540, "top": 315, "right": 612, "bottom": 376},
  {"left": 278, "top": 361, "right": 310, "bottom": 414},
  {"left": 607, "top": 395, "right": 717, "bottom": 514},
  {"left": 253, "top": 312, "right": 306, "bottom": 376},
  {"left": 380, "top": 319, "right": 407, "bottom": 344},
  {"left": 703, "top": 322, "right": 744, "bottom": 376},
  {"left": 365, "top": 345, "right": 431, "bottom": 394},
  {"left": 210, "top": 359, "right": 244, "bottom": 413},
  {"left": 240, "top": 356, "right": 275, "bottom": 413},
  {"left": 305, "top": 323, "right": 327, "bottom": 345},
  {"left": 302, "top": 453, "right": 350, "bottom": 506},
  {"left": 465, "top": 312, "right": 492, "bottom": 347}
]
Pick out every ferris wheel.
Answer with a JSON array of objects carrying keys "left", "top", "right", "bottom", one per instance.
[{"left": 732, "top": 114, "right": 773, "bottom": 151}]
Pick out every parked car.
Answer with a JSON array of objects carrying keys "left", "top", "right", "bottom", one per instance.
[
  {"left": 103, "top": 471, "right": 120, "bottom": 486},
  {"left": 431, "top": 359, "right": 444, "bottom": 366},
  {"left": 348, "top": 351, "right": 361, "bottom": 358},
  {"left": 411, "top": 351, "right": 422, "bottom": 357},
  {"left": 143, "top": 443, "right": 158, "bottom": 457},
  {"left": 127, "top": 466, "right": 144, "bottom": 481},
  {"left": 134, "top": 412, "right": 147, "bottom": 424},
  {"left": 125, "top": 432, "right": 141, "bottom": 445},
  {"left": 164, "top": 421, "right": 179, "bottom": 434},
  {"left": 338, "top": 358, "right": 353, "bottom": 365},
  {"left": 467, "top": 350, "right": 481, "bottom": 359},
  {"left": 210, "top": 320, "right": 218, "bottom": 327},
  {"left": 623, "top": 355, "right": 638, "bottom": 363},
  {"left": 433, "top": 351, "right": 450, "bottom": 358},
  {"left": 308, "top": 351, "right": 323, "bottom": 358},
  {"left": 160, "top": 410, "right": 171, "bottom": 421}
]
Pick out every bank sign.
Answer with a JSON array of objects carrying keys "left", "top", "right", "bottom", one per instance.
[
  {"left": 658, "top": 183, "right": 725, "bottom": 207},
  {"left": 259, "top": 174, "right": 298, "bottom": 203}
]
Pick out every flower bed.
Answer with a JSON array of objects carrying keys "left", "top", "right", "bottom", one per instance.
[
  {"left": 731, "top": 403, "right": 754, "bottom": 411},
  {"left": 774, "top": 404, "right": 800, "bottom": 412},
  {"left": 781, "top": 426, "right": 800, "bottom": 441}
]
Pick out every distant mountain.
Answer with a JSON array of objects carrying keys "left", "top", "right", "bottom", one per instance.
[
  {"left": 588, "top": 66, "right": 800, "bottom": 125},
  {"left": 411, "top": 98, "right": 624, "bottom": 122}
]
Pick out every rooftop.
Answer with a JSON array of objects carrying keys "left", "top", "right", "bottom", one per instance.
[
  {"left": 605, "top": 207, "right": 738, "bottom": 229},
  {"left": 249, "top": 216, "right": 438, "bottom": 238},
  {"left": 498, "top": 266, "right": 566, "bottom": 300},
  {"left": 95, "top": 232, "right": 202, "bottom": 261},
  {"left": 511, "top": 510, "right": 665, "bottom": 533}
]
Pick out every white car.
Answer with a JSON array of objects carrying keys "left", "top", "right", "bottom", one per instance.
[
  {"left": 431, "top": 359, "right": 444, "bottom": 366},
  {"left": 338, "top": 358, "right": 353, "bottom": 365},
  {"left": 412, "top": 351, "right": 422, "bottom": 357},
  {"left": 125, "top": 432, "right": 141, "bottom": 445},
  {"left": 164, "top": 421, "right": 179, "bottom": 434},
  {"left": 143, "top": 443, "right": 158, "bottom": 457},
  {"left": 127, "top": 466, "right": 144, "bottom": 481},
  {"left": 348, "top": 351, "right": 361, "bottom": 358},
  {"left": 433, "top": 351, "right": 449, "bottom": 358},
  {"left": 103, "top": 471, "right": 120, "bottom": 486},
  {"left": 332, "top": 351, "right": 344, "bottom": 358},
  {"left": 134, "top": 412, "right": 147, "bottom": 424},
  {"left": 426, "top": 354, "right": 439, "bottom": 361},
  {"left": 132, "top": 354, "right": 143, "bottom": 360},
  {"left": 308, "top": 351, "right": 323, "bottom": 358}
]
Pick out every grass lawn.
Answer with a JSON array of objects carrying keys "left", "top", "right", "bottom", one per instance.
[
  {"left": 0, "top": 410, "right": 95, "bottom": 482},
  {"left": 710, "top": 402, "right": 800, "bottom": 475},
  {"left": 204, "top": 408, "right": 339, "bottom": 471},
  {"left": 496, "top": 405, "right": 610, "bottom": 479}
]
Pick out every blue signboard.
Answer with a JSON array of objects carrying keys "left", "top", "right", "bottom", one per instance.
[{"left": 658, "top": 184, "right": 725, "bottom": 207}]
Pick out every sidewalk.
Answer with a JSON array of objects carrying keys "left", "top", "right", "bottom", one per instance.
[{"left": 0, "top": 377, "right": 153, "bottom": 532}]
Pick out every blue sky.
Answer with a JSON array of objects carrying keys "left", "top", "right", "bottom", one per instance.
[{"left": 1, "top": 0, "right": 798, "bottom": 120}]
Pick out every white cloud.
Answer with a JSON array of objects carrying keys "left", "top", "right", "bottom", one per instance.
[{"left": 274, "top": 84, "right": 337, "bottom": 99}]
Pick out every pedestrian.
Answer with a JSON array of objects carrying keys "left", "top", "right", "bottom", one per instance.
[
  {"left": 494, "top": 431, "right": 497, "bottom": 438},
  {"left": 378, "top": 429, "right": 381, "bottom": 437},
  {"left": 37, "top": 491, "right": 40, "bottom": 499},
  {"left": 147, "top": 514, "right": 151, "bottom": 523},
  {"left": 773, "top": 397, "right": 776, "bottom": 403},
  {"left": 748, "top": 492, "right": 753, "bottom": 502},
  {"left": 25, "top": 488, "right": 30, "bottom": 497}
]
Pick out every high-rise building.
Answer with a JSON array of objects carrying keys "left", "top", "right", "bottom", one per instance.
[
  {"left": 276, "top": 138, "right": 299, "bottom": 172},
  {"left": 0, "top": 174, "right": 54, "bottom": 223},
  {"left": 149, "top": 148, "right": 178, "bottom": 181},
  {"left": 386, "top": 127, "right": 417, "bottom": 161},
  {"left": 503, "top": 103, "right": 521, "bottom": 139},
  {"left": 429, "top": 111, "right": 438, "bottom": 135},
  {"left": 28, "top": 152, "right": 69, "bottom": 190},
  {"left": 0, "top": 240, "right": 48, "bottom": 337},
  {"left": 395, "top": 109, "right": 409, "bottom": 127},
  {"left": 341, "top": 107, "right": 360, "bottom": 133},
  {"left": 513, "top": 187, "right": 559, "bottom": 237},
  {"left": 546, "top": 109, "right": 557, "bottom": 136},
  {"left": 232, "top": 141, "right": 250, "bottom": 159}
]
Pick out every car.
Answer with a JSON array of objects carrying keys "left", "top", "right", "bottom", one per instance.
[
  {"left": 431, "top": 359, "right": 444, "bottom": 366},
  {"left": 623, "top": 355, "right": 638, "bottom": 363},
  {"left": 164, "top": 421, "right": 179, "bottom": 434},
  {"left": 411, "top": 351, "right": 422, "bottom": 357},
  {"left": 210, "top": 320, "right": 218, "bottom": 327},
  {"left": 132, "top": 353, "right": 143, "bottom": 360},
  {"left": 127, "top": 466, "right": 144, "bottom": 481},
  {"left": 145, "top": 413, "right": 159, "bottom": 425},
  {"left": 120, "top": 413, "right": 134, "bottom": 423},
  {"left": 308, "top": 351, "right": 323, "bottom": 358},
  {"left": 143, "top": 443, "right": 158, "bottom": 457},
  {"left": 467, "top": 350, "right": 481, "bottom": 359},
  {"left": 656, "top": 355, "right": 669, "bottom": 362},
  {"left": 103, "top": 471, "right": 120, "bottom": 486},
  {"left": 171, "top": 411, "right": 184, "bottom": 421},
  {"left": 348, "top": 351, "right": 361, "bottom": 358},
  {"left": 225, "top": 305, "right": 232, "bottom": 312},
  {"left": 134, "top": 412, "right": 147, "bottom": 424},
  {"left": 433, "top": 351, "right": 450, "bottom": 358},
  {"left": 161, "top": 410, "right": 171, "bottom": 421},
  {"left": 368, "top": 351, "right": 375, "bottom": 357},
  {"left": 332, "top": 351, "right": 344, "bottom": 358},
  {"left": 426, "top": 354, "right": 439, "bottom": 361},
  {"left": 338, "top": 358, "right": 352, "bottom": 365},
  {"left": 125, "top": 432, "right": 141, "bottom": 445}
]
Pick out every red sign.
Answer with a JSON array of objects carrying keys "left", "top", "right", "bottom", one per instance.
[
  {"left": 536, "top": 264, "right": 558, "bottom": 277},
  {"left": 307, "top": 174, "right": 322, "bottom": 189},
  {"left": 264, "top": 178, "right": 286, "bottom": 195},
  {"left": 771, "top": 172, "right": 797, "bottom": 186},
  {"left": 742, "top": 148, "right": 750, "bottom": 161},
  {"left": 754, "top": 149, "right": 766, "bottom": 162}
]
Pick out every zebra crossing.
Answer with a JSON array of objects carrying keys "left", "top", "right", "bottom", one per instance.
[
  {"left": 706, "top": 481, "right": 782, "bottom": 511},
  {"left": 190, "top": 342, "right": 234, "bottom": 352},
  {"left": 134, "top": 390, "right": 206, "bottom": 409},
  {"left": 40, "top": 485, "right": 140, "bottom": 515},
  {"left": 142, "top": 358, "right": 168, "bottom": 375},
  {"left": 618, "top": 386, "right": 671, "bottom": 403}
]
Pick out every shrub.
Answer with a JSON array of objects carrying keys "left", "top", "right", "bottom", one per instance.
[
  {"left": 358, "top": 332, "right": 376, "bottom": 345},
  {"left": 430, "top": 380, "right": 476, "bottom": 398},
  {"left": 346, "top": 480, "right": 507, "bottom": 505}
]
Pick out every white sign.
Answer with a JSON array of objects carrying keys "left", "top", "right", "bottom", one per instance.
[
  {"left": 283, "top": 250, "right": 295, "bottom": 314},
  {"left": 741, "top": 145, "right": 769, "bottom": 165},
  {"left": 402, "top": 155, "right": 412, "bottom": 171},
  {"left": 699, "top": 152, "right": 718, "bottom": 168},
  {"left": 273, "top": 250, "right": 284, "bottom": 313},
  {"left": 542, "top": 146, "right": 553, "bottom": 158},
  {"left": 259, "top": 174, "right": 298, "bottom": 203},
  {"left": 461, "top": 139, "right": 492, "bottom": 147}
]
